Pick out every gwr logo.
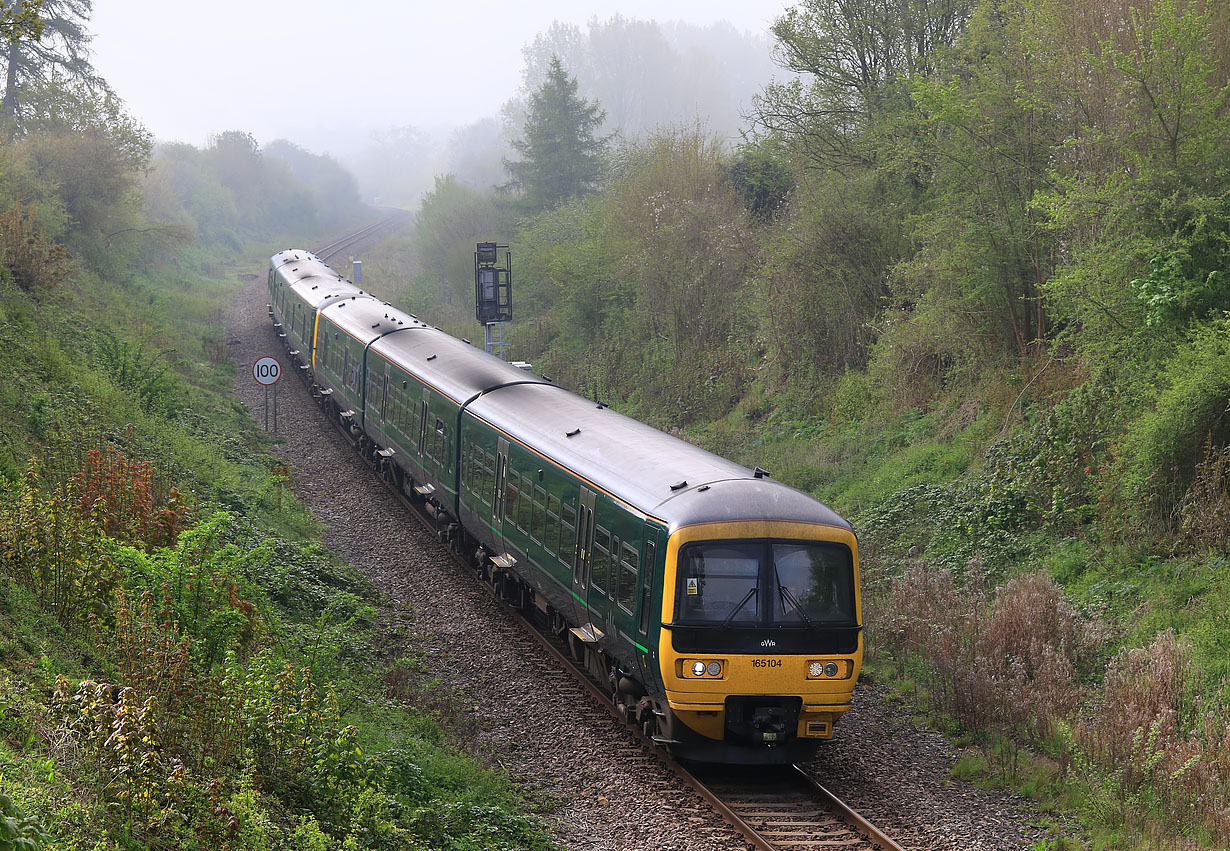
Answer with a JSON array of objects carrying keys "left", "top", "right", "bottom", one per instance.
[{"left": 761, "top": 639, "right": 776, "bottom": 648}]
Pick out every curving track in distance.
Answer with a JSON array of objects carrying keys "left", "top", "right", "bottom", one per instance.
[{"left": 312, "top": 211, "right": 411, "bottom": 261}]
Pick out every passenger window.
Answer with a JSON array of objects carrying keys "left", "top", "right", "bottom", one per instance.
[
  {"left": 546, "top": 495, "right": 561, "bottom": 558},
  {"left": 618, "top": 543, "right": 638, "bottom": 613},
  {"left": 531, "top": 486, "right": 546, "bottom": 543},
  {"left": 518, "top": 475, "right": 532, "bottom": 531},
  {"left": 464, "top": 444, "right": 476, "bottom": 494},
  {"left": 479, "top": 451, "right": 492, "bottom": 504},
  {"left": 506, "top": 472, "right": 520, "bottom": 523},
  {"left": 592, "top": 527, "right": 610, "bottom": 594}
]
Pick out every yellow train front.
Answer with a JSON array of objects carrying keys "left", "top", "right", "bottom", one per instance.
[{"left": 646, "top": 492, "right": 862, "bottom": 765}]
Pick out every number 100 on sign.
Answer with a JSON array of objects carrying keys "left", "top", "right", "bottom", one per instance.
[{"left": 253, "top": 356, "right": 281, "bottom": 386}]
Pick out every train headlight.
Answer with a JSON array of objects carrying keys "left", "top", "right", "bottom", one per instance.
[
  {"left": 807, "top": 660, "right": 852, "bottom": 679},
  {"left": 681, "top": 659, "right": 725, "bottom": 678}
]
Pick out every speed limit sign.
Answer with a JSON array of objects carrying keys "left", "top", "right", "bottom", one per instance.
[{"left": 253, "top": 356, "right": 281, "bottom": 386}]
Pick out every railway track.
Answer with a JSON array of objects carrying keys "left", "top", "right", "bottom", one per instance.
[
  {"left": 276, "top": 224, "right": 909, "bottom": 851},
  {"left": 312, "top": 211, "right": 410, "bottom": 261}
]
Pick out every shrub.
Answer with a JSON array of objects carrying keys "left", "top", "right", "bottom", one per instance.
[
  {"left": 0, "top": 202, "right": 72, "bottom": 293},
  {"left": 229, "top": 653, "right": 382, "bottom": 816},
  {"left": 54, "top": 677, "right": 190, "bottom": 835},
  {"left": 1178, "top": 438, "right": 1230, "bottom": 550},
  {"left": 1070, "top": 630, "right": 1230, "bottom": 842},
  {"left": 0, "top": 792, "right": 52, "bottom": 851},
  {"left": 884, "top": 565, "right": 1096, "bottom": 755},
  {"left": 1116, "top": 317, "right": 1230, "bottom": 528}
]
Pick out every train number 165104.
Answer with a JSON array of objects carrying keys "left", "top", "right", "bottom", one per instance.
[{"left": 751, "top": 658, "right": 782, "bottom": 668}]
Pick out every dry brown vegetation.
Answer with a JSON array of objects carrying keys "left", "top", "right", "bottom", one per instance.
[{"left": 875, "top": 562, "right": 1230, "bottom": 843}]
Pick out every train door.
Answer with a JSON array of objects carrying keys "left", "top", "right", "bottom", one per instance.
[
  {"left": 571, "top": 488, "right": 597, "bottom": 632},
  {"left": 416, "top": 390, "right": 429, "bottom": 457},
  {"left": 379, "top": 371, "right": 390, "bottom": 424},
  {"left": 635, "top": 525, "right": 664, "bottom": 695},
  {"left": 493, "top": 438, "right": 509, "bottom": 540}
]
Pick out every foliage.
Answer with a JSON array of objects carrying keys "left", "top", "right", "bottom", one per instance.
[
  {"left": 0, "top": 412, "right": 552, "bottom": 850},
  {"left": 754, "top": 0, "right": 973, "bottom": 165},
  {"left": 757, "top": 167, "right": 900, "bottom": 376},
  {"left": 729, "top": 134, "right": 795, "bottom": 221},
  {"left": 0, "top": 792, "right": 50, "bottom": 851},
  {"left": 504, "top": 56, "right": 608, "bottom": 211},
  {"left": 0, "top": 202, "right": 71, "bottom": 291},
  {"left": 0, "top": 0, "right": 44, "bottom": 44},
  {"left": 0, "top": 0, "right": 106, "bottom": 132},
  {"left": 264, "top": 139, "right": 366, "bottom": 231},
  {"left": 142, "top": 132, "right": 350, "bottom": 256},
  {"left": 1115, "top": 317, "right": 1230, "bottom": 527},
  {"left": 883, "top": 566, "right": 1098, "bottom": 751},
  {"left": 411, "top": 174, "right": 506, "bottom": 324}
]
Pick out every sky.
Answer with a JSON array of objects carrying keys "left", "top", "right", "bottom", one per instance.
[{"left": 90, "top": 0, "right": 792, "bottom": 157}]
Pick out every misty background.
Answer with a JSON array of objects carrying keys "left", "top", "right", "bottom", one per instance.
[{"left": 91, "top": 3, "right": 788, "bottom": 207}]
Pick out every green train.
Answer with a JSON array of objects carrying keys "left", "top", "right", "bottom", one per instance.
[{"left": 269, "top": 249, "right": 863, "bottom": 764}]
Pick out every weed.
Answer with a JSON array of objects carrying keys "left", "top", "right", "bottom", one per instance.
[{"left": 0, "top": 203, "right": 72, "bottom": 293}]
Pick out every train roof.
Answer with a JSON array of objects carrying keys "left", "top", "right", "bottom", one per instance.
[
  {"left": 274, "top": 249, "right": 366, "bottom": 310},
  {"left": 319, "top": 294, "right": 430, "bottom": 346},
  {"left": 371, "top": 323, "right": 550, "bottom": 404},
  {"left": 271, "top": 250, "right": 849, "bottom": 535},
  {"left": 368, "top": 310, "right": 847, "bottom": 531},
  {"left": 468, "top": 383, "right": 850, "bottom": 532}
]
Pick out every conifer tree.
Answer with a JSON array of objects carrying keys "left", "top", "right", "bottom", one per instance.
[
  {"left": 504, "top": 56, "right": 607, "bottom": 210},
  {"left": 1, "top": 0, "right": 106, "bottom": 133}
]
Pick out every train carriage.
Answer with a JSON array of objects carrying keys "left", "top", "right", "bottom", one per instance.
[
  {"left": 268, "top": 250, "right": 863, "bottom": 765},
  {"left": 267, "top": 249, "right": 364, "bottom": 369}
]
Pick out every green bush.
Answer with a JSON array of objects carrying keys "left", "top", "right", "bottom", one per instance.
[
  {"left": 1116, "top": 317, "right": 1230, "bottom": 527},
  {"left": 0, "top": 792, "right": 51, "bottom": 851}
]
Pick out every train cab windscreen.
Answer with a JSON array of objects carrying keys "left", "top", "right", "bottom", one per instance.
[{"left": 671, "top": 540, "right": 859, "bottom": 653}]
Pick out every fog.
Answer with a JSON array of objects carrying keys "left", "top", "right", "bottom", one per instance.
[{"left": 91, "top": 1, "right": 789, "bottom": 156}]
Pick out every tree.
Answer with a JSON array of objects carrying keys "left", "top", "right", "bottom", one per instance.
[
  {"left": 513, "top": 17, "right": 777, "bottom": 143},
  {"left": 504, "top": 56, "right": 608, "bottom": 210},
  {"left": 413, "top": 174, "right": 504, "bottom": 318},
  {"left": 753, "top": 0, "right": 974, "bottom": 165},
  {"left": 0, "top": 0, "right": 44, "bottom": 43},
  {"left": 1, "top": 0, "right": 106, "bottom": 133},
  {"left": 265, "top": 139, "right": 365, "bottom": 229}
]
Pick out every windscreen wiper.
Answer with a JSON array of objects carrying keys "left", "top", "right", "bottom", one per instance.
[
  {"left": 774, "top": 563, "right": 819, "bottom": 631},
  {"left": 721, "top": 587, "right": 757, "bottom": 628}
]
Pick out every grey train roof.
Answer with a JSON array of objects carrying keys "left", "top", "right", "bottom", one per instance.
[
  {"left": 467, "top": 383, "right": 849, "bottom": 533},
  {"left": 275, "top": 250, "right": 849, "bottom": 534},
  {"left": 368, "top": 312, "right": 846, "bottom": 533},
  {"left": 273, "top": 249, "right": 366, "bottom": 311}
]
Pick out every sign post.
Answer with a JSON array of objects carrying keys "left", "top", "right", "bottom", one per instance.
[{"left": 253, "top": 356, "right": 282, "bottom": 432}]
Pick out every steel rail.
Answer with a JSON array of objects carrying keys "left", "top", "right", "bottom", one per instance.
[
  {"left": 793, "top": 765, "right": 908, "bottom": 851},
  {"left": 311, "top": 211, "right": 409, "bottom": 261}
]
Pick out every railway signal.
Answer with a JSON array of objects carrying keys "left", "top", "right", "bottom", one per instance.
[{"left": 475, "top": 242, "right": 512, "bottom": 358}]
